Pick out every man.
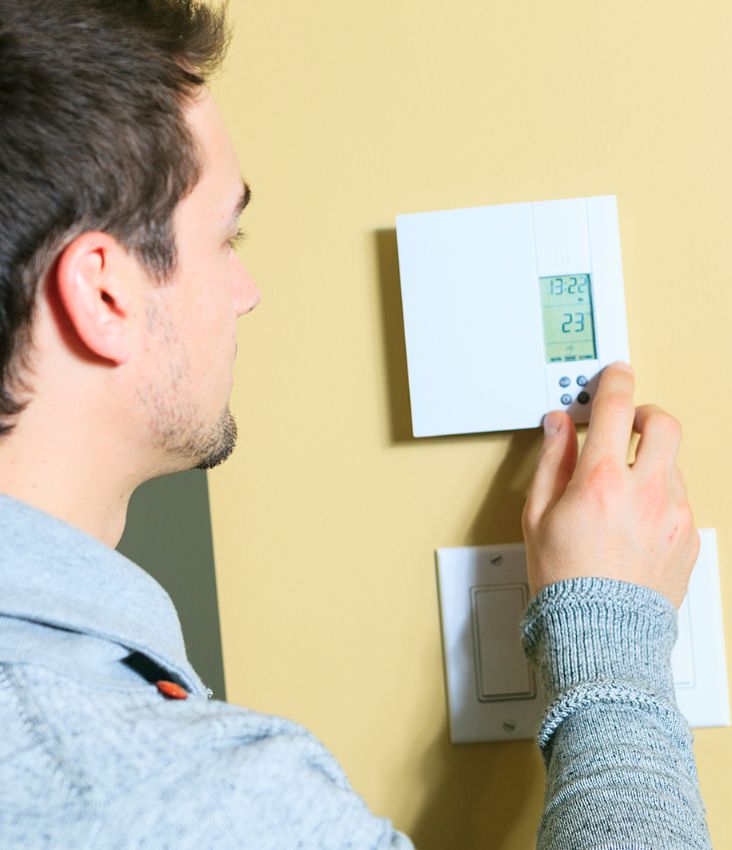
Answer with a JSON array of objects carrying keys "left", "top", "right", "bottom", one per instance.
[{"left": 0, "top": 1, "right": 712, "bottom": 848}]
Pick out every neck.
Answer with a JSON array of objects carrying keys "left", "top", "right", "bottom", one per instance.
[{"left": 0, "top": 407, "right": 144, "bottom": 549}]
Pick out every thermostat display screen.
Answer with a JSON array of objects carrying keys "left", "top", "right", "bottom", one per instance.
[{"left": 539, "top": 274, "right": 597, "bottom": 363}]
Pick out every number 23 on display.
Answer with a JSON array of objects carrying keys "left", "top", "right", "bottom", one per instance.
[{"left": 562, "top": 313, "right": 586, "bottom": 333}]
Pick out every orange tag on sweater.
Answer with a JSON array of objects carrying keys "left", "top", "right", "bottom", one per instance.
[{"left": 155, "top": 680, "right": 189, "bottom": 700}]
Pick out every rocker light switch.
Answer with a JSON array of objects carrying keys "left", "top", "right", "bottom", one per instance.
[{"left": 472, "top": 585, "right": 534, "bottom": 700}]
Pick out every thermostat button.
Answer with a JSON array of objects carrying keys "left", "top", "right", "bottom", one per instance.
[
  {"left": 560, "top": 394, "right": 573, "bottom": 405},
  {"left": 577, "top": 391, "right": 590, "bottom": 404},
  {"left": 577, "top": 375, "right": 588, "bottom": 387},
  {"left": 559, "top": 376, "right": 571, "bottom": 388}
]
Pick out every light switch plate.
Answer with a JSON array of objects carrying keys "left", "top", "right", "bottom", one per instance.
[{"left": 436, "top": 529, "right": 730, "bottom": 743}]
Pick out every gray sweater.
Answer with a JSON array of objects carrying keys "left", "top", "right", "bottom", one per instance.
[{"left": 0, "top": 494, "right": 712, "bottom": 848}]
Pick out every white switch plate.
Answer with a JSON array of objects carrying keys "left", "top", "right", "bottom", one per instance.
[{"left": 436, "top": 529, "right": 730, "bottom": 743}]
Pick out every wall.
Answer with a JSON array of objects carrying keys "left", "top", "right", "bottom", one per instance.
[
  {"left": 118, "top": 470, "right": 226, "bottom": 699},
  {"left": 207, "top": 2, "right": 732, "bottom": 846}
]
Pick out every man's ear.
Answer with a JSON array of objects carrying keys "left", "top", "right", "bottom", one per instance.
[{"left": 54, "top": 231, "right": 135, "bottom": 365}]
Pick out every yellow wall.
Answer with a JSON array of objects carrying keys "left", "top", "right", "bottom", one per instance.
[{"left": 208, "top": 2, "right": 732, "bottom": 846}]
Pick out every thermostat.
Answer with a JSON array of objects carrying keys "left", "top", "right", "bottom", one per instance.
[{"left": 395, "top": 196, "right": 630, "bottom": 437}]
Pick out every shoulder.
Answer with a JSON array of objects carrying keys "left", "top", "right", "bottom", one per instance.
[
  {"left": 3, "top": 663, "right": 411, "bottom": 849},
  {"left": 7, "top": 660, "right": 346, "bottom": 790}
]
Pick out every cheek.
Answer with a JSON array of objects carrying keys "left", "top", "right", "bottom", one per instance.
[
  {"left": 166, "top": 251, "right": 239, "bottom": 382},
  {"left": 194, "top": 304, "right": 235, "bottom": 368},
  {"left": 190, "top": 268, "right": 237, "bottom": 365}
]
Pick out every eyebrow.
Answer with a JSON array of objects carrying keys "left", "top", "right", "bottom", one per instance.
[{"left": 227, "top": 181, "right": 251, "bottom": 227}]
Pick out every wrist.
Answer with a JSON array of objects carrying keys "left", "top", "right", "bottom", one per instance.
[{"left": 521, "top": 576, "right": 678, "bottom": 706}]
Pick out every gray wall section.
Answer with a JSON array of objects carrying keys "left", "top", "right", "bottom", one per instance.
[{"left": 116, "top": 470, "right": 227, "bottom": 700}]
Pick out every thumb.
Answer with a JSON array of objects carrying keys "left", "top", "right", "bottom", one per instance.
[{"left": 527, "top": 412, "right": 578, "bottom": 519}]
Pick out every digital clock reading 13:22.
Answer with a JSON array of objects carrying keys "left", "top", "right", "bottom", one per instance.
[{"left": 539, "top": 273, "right": 597, "bottom": 363}]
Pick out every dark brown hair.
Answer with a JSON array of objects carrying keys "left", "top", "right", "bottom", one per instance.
[{"left": 0, "top": 0, "right": 230, "bottom": 433}]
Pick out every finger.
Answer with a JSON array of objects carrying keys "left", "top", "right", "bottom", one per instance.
[
  {"left": 632, "top": 404, "right": 682, "bottom": 479},
  {"left": 670, "top": 466, "right": 699, "bottom": 570},
  {"left": 670, "top": 466, "right": 696, "bottom": 526},
  {"left": 525, "top": 411, "right": 578, "bottom": 520},
  {"left": 577, "top": 361, "right": 635, "bottom": 475},
  {"left": 670, "top": 465, "right": 687, "bottom": 505}
]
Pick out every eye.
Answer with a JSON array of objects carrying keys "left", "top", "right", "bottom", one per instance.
[{"left": 227, "top": 228, "right": 248, "bottom": 250}]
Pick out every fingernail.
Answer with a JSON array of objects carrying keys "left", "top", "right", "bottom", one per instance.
[
  {"left": 611, "top": 361, "right": 634, "bottom": 374},
  {"left": 543, "top": 412, "right": 562, "bottom": 436}
]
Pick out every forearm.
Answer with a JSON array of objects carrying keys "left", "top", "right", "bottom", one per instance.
[{"left": 522, "top": 577, "right": 712, "bottom": 850}]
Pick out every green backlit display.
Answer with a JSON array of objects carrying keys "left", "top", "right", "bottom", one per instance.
[{"left": 539, "top": 273, "right": 597, "bottom": 363}]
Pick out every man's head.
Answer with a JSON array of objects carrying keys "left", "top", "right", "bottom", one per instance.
[{"left": 0, "top": 0, "right": 259, "bottom": 477}]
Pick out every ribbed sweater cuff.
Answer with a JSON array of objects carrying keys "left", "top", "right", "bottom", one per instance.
[{"left": 520, "top": 577, "right": 678, "bottom": 706}]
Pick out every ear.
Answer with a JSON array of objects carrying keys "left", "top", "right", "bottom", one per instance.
[{"left": 54, "top": 231, "right": 136, "bottom": 365}]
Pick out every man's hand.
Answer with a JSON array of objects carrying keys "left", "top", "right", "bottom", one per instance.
[{"left": 522, "top": 362, "right": 700, "bottom": 609}]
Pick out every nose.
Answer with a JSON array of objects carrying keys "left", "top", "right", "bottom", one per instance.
[{"left": 234, "top": 263, "right": 261, "bottom": 318}]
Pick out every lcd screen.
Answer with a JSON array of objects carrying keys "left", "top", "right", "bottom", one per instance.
[{"left": 539, "top": 273, "right": 597, "bottom": 363}]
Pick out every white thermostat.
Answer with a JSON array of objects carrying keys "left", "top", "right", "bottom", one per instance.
[{"left": 396, "top": 195, "right": 630, "bottom": 437}]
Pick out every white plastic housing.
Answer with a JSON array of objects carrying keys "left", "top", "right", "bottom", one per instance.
[{"left": 396, "top": 195, "right": 630, "bottom": 437}]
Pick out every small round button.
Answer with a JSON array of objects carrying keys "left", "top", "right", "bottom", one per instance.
[
  {"left": 577, "top": 391, "right": 591, "bottom": 405},
  {"left": 559, "top": 376, "right": 571, "bottom": 388},
  {"left": 560, "top": 393, "right": 573, "bottom": 405},
  {"left": 577, "top": 375, "right": 588, "bottom": 387}
]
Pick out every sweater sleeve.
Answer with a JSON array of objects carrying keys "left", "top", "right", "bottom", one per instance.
[{"left": 521, "top": 577, "right": 712, "bottom": 850}]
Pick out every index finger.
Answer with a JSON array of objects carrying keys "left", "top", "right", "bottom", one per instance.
[{"left": 577, "top": 362, "right": 636, "bottom": 473}]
